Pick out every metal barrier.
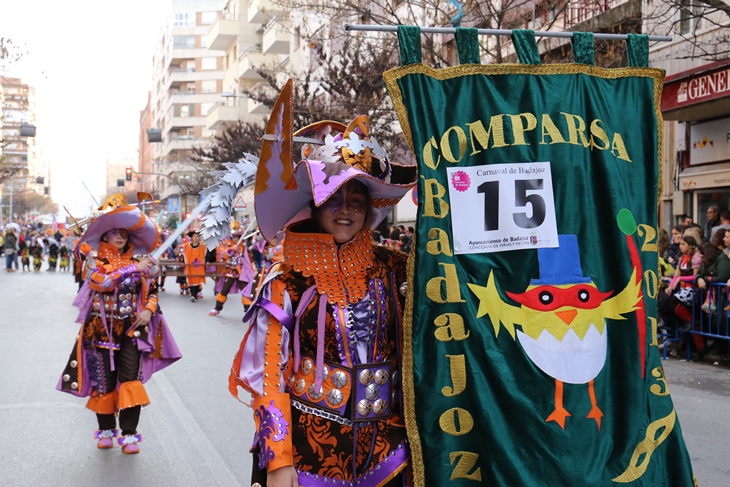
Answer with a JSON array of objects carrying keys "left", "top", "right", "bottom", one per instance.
[
  {"left": 658, "top": 318, "right": 682, "bottom": 361},
  {"left": 686, "top": 282, "right": 730, "bottom": 360},
  {"left": 158, "top": 260, "right": 229, "bottom": 279}
]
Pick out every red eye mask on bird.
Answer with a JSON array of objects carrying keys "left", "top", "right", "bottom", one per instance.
[{"left": 507, "top": 285, "right": 612, "bottom": 311}]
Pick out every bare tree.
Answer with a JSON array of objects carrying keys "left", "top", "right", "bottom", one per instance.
[
  {"left": 0, "top": 37, "right": 26, "bottom": 65},
  {"left": 644, "top": 0, "right": 730, "bottom": 60},
  {"left": 10, "top": 190, "right": 57, "bottom": 216}
]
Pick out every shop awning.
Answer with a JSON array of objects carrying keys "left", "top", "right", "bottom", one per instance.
[{"left": 677, "top": 162, "right": 730, "bottom": 190}]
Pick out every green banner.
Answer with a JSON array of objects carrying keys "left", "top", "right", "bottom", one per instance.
[{"left": 384, "top": 39, "right": 695, "bottom": 486}]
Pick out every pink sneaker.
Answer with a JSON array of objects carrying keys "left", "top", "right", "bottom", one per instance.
[
  {"left": 208, "top": 309, "right": 220, "bottom": 316},
  {"left": 196, "top": 293, "right": 203, "bottom": 299},
  {"left": 95, "top": 429, "right": 118, "bottom": 449},
  {"left": 119, "top": 434, "right": 142, "bottom": 454}
]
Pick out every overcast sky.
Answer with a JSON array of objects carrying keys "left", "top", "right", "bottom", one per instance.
[{"left": 0, "top": 0, "right": 173, "bottom": 216}]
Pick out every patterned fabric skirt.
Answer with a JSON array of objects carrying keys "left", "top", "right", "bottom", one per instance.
[{"left": 251, "top": 406, "right": 410, "bottom": 487}]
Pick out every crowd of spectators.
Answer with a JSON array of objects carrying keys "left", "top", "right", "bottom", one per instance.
[
  {"left": 372, "top": 224, "right": 414, "bottom": 254},
  {"left": 658, "top": 206, "right": 730, "bottom": 360}
]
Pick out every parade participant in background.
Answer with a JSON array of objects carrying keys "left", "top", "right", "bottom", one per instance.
[
  {"left": 224, "top": 82, "right": 417, "bottom": 487},
  {"left": 154, "top": 231, "right": 173, "bottom": 292},
  {"left": 31, "top": 239, "right": 43, "bottom": 271},
  {"left": 183, "top": 230, "right": 206, "bottom": 302},
  {"left": 74, "top": 241, "right": 93, "bottom": 291},
  {"left": 59, "top": 245, "right": 70, "bottom": 272},
  {"left": 174, "top": 243, "right": 188, "bottom": 295},
  {"left": 209, "top": 221, "right": 255, "bottom": 316},
  {"left": 20, "top": 241, "right": 30, "bottom": 272},
  {"left": 47, "top": 238, "right": 59, "bottom": 272},
  {"left": 57, "top": 194, "right": 181, "bottom": 454}
]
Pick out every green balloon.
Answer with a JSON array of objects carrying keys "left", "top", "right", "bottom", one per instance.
[{"left": 616, "top": 208, "right": 637, "bottom": 235}]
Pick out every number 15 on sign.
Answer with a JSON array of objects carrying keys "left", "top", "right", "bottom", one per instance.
[{"left": 446, "top": 162, "right": 559, "bottom": 255}]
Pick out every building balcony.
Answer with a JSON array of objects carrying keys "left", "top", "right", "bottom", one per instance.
[
  {"left": 168, "top": 91, "right": 219, "bottom": 106},
  {"left": 170, "top": 47, "right": 216, "bottom": 62},
  {"left": 248, "top": 0, "right": 286, "bottom": 24},
  {"left": 263, "top": 18, "right": 290, "bottom": 55},
  {"left": 166, "top": 69, "right": 225, "bottom": 90},
  {"left": 168, "top": 116, "right": 207, "bottom": 128},
  {"left": 563, "top": 0, "right": 635, "bottom": 31},
  {"left": 237, "top": 49, "right": 282, "bottom": 80},
  {"left": 166, "top": 137, "right": 199, "bottom": 152},
  {"left": 206, "top": 102, "right": 247, "bottom": 130},
  {"left": 207, "top": 15, "right": 239, "bottom": 51},
  {"left": 248, "top": 98, "right": 271, "bottom": 115}
]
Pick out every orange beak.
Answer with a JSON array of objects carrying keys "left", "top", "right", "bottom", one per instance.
[{"left": 555, "top": 309, "right": 578, "bottom": 326}]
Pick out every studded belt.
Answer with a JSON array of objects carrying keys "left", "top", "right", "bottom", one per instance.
[{"left": 288, "top": 355, "right": 394, "bottom": 423}]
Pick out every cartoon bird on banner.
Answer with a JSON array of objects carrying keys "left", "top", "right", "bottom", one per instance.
[{"left": 468, "top": 234, "right": 641, "bottom": 430}]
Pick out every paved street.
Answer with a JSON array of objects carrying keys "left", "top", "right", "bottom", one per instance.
[
  {"left": 1, "top": 268, "right": 730, "bottom": 486},
  {"left": 0, "top": 269, "right": 254, "bottom": 487}
]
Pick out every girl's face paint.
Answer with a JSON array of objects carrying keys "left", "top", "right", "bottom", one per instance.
[
  {"left": 317, "top": 181, "right": 369, "bottom": 244},
  {"left": 103, "top": 228, "right": 129, "bottom": 250}
]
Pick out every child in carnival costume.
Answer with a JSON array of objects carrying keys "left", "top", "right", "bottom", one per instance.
[
  {"left": 60, "top": 245, "right": 70, "bottom": 272},
  {"left": 47, "top": 238, "right": 59, "bottom": 271},
  {"left": 31, "top": 240, "right": 43, "bottom": 271},
  {"left": 183, "top": 230, "right": 206, "bottom": 302},
  {"left": 57, "top": 193, "right": 182, "bottom": 453},
  {"left": 19, "top": 241, "right": 30, "bottom": 272},
  {"left": 209, "top": 220, "right": 256, "bottom": 316},
  {"left": 214, "top": 81, "right": 417, "bottom": 487}
]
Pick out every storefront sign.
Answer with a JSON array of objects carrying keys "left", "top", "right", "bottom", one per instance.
[
  {"left": 662, "top": 61, "right": 730, "bottom": 112},
  {"left": 690, "top": 117, "right": 730, "bottom": 165},
  {"left": 662, "top": 60, "right": 730, "bottom": 112}
]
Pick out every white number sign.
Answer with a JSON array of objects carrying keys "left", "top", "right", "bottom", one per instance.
[{"left": 446, "top": 162, "right": 559, "bottom": 254}]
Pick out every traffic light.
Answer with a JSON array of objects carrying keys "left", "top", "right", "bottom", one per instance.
[{"left": 125, "top": 167, "right": 133, "bottom": 181}]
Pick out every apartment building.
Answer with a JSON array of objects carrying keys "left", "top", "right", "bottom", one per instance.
[
  {"left": 144, "top": 0, "right": 229, "bottom": 211},
  {"left": 1, "top": 75, "right": 40, "bottom": 197},
  {"left": 200, "top": 0, "right": 293, "bottom": 222}
]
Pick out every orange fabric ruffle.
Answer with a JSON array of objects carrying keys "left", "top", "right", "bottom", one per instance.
[
  {"left": 86, "top": 390, "right": 118, "bottom": 415},
  {"left": 117, "top": 381, "right": 150, "bottom": 410},
  {"left": 216, "top": 294, "right": 227, "bottom": 303}
]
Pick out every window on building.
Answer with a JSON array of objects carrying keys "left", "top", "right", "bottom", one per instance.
[
  {"left": 173, "top": 35, "right": 196, "bottom": 49},
  {"left": 173, "top": 12, "right": 194, "bottom": 27},
  {"left": 201, "top": 11, "right": 217, "bottom": 24},
  {"left": 200, "top": 35, "right": 207, "bottom": 48},
  {"left": 201, "top": 57, "right": 217, "bottom": 70},
  {"left": 201, "top": 80, "right": 217, "bottom": 93},
  {"left": 201, "top": 102, "right": 215, "bottom": 114},
  {"left": 173, "top": 104, "right": 195, "bottom": 117},
  {"left": 679, "top": 0, "right": 703, "bottom": 34}
]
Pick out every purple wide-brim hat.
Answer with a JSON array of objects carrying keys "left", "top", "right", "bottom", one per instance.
[
  {"left": 253, "top": 79, "right": 417, "bottom": 241},
  {"left": 75, "top": 205, "right": 158, "bottom": 255},
  {"left": 257, "top": 160, "right": 416, "bottom": 241}
]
